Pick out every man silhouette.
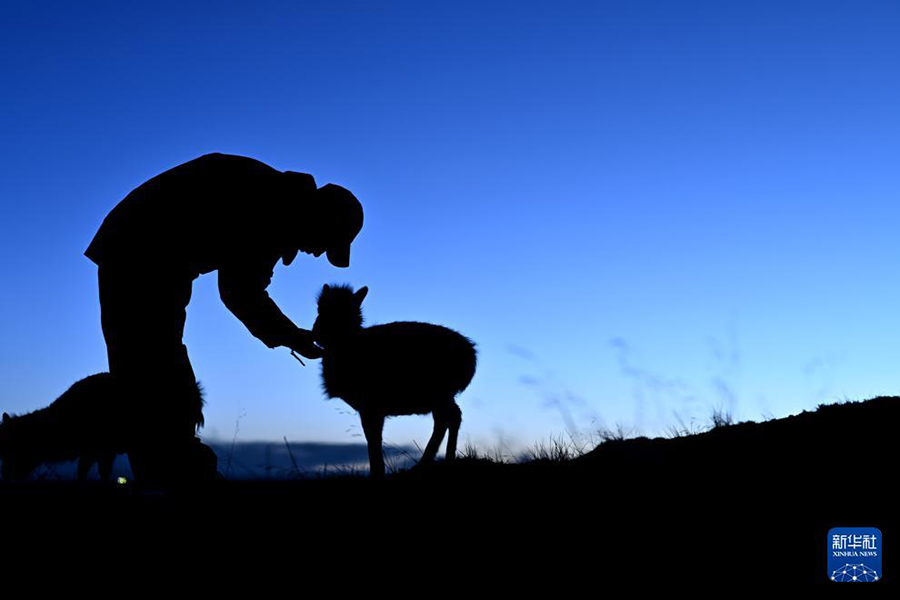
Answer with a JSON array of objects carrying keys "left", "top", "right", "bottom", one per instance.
[{"left": 85, "top": 152, "right": 363, "bottom": 485}]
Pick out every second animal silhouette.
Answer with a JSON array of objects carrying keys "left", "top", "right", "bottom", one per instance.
[{"left": 312, "top": 284, "right": 477, "bottom": 478}]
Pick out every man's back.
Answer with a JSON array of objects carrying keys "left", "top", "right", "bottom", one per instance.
[{"left": 85, "top": 153, "right": 315, "bottom": 277}]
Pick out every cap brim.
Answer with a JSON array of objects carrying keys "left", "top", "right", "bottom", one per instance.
[{"left": 326, "top": 245, "right": 350, "bottom": 268}]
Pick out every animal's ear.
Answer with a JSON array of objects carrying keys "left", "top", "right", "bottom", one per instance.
[{"left": 354, "top": 286, "right": 368, "bottom": 305}]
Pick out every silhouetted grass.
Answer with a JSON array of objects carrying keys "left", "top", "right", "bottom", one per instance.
[
  {"left": 458, "top": 440, "right": 512, "bottom": 463},
  {"left": 521, "top": 436, "right": 585, "bottom": 462},
  {"left": 709, "top": 407, "right": 734, "bottom": 428}
]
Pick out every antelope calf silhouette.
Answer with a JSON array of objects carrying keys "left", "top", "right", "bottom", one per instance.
[
  {"left": 312, "top": 284, "right": 477, "bottom": 478},
  {"left": 0, "top": 373, "right": 127, "bottom": 481},
  {"left": 0, "top": 372, "right": 204, "bottom": 481}
]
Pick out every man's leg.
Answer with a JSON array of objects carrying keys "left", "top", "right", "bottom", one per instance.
[{"left": 98, "top": 264, "right": 217, "bottom": 487}]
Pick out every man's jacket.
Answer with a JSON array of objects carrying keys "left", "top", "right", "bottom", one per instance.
[{"left": 85, "top": 153, "right": 317, "bottom": 348}]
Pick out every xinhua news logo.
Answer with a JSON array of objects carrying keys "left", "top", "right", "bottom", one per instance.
[{"left": 828, "top": 527, "right": 882, "bottom": 582}]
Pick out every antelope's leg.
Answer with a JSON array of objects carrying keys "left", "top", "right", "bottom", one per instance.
[
  {"left": 360, "top": 410, "right": 385, "bottom": 479},
  {"left": 421, "top": 403, "right": 452, "bottom": 463},
  {"left": 77, "top": 455, "right": 94, "bottom": 481},
  {"left": 445, "top": 402, "right": 462, "bottom": 461},
  {"left": 98, "top": 453, "right": 116, "bottom": 482}
]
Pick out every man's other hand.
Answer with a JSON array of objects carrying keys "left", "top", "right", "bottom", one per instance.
[{"left": 288, "top": 328, "right": 324, "bottom": 359}]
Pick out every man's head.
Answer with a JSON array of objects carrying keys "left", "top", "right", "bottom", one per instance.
[{"left": 282, "top": 179, "right": 363, "bottom": 268}]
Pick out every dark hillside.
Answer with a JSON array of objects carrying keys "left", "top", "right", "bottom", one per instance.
[{"left": 1, "top": 397, "right": 895, "bottom": 583}]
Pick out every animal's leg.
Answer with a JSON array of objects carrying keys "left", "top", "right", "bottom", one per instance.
[
  {"left": 360, "top": 411, "right": 385, "bottom": 479},
  {"left": 445, "top": 402, "right": 463, "bottom": 462},
  {"left": 421, "top": 407, "right": 450, "bottom": 464},
  {"left": 98, "top": 453, "right": 116, "bottom": 482},
  {"left": 77, "top": 455, "right": 95, "bottom": 481}
]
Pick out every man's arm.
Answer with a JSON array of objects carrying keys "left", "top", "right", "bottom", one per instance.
[
  {"left": 218, "top": 259, "right": 293, "bottom": 348},
  {"left": 218, "top": 258, "right": 320, "bottom": 357}
]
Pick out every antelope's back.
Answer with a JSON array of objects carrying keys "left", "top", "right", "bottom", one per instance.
[{"left": 333, "top": 321, "right": 476, "bottom": 413}]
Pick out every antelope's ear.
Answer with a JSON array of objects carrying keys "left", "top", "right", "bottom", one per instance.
[{"left": 354, "top": 286, "right": 369, "bottom": 304}]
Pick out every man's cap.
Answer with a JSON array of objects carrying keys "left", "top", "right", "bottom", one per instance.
[
  {"left": 319, "top": 184, "right": 363, "bottom": 268},
  {"left": 282, "top": 171, "right": 317, "bottom": 193}
]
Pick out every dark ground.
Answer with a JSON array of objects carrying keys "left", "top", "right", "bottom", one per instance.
[{"left": 1, "top": 397, "right": 895, "bottom": 584}]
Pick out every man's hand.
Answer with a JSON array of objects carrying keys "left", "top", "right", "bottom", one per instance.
[{"left": 288, "top": 328, "right": 324, "bottom": 360}]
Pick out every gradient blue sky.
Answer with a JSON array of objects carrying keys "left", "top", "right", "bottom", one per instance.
[{"left": 2, "top": 1, "right": 899, "bottom": 453}]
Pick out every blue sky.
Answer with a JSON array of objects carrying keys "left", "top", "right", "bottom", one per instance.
[{"left": 1, "top": 1, "right": 899, "bottom": 453}]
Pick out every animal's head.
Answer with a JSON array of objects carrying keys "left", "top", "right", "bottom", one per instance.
[
  {"left": 0, "top": 412, "right": 40, "bottom": 481},
  {"left": 312, "top": 284, "right": 368, "bottom": 348}
]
